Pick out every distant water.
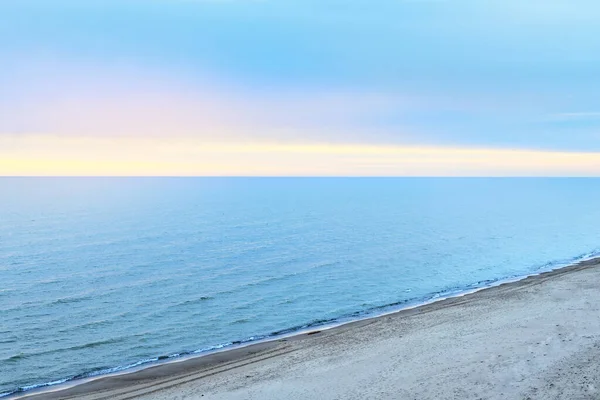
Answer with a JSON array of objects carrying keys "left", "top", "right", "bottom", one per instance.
[{"left": 1, "top": 178, "right": 600, "bottom": 395}]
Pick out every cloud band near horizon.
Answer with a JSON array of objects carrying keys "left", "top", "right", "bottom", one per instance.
[{"left": 2, "top": 135, "right": 599, "bottom": 176}]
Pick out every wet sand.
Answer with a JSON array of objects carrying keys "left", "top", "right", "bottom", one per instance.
[{"left": 19, "top": 257, "right": 600, "bottom": 400}]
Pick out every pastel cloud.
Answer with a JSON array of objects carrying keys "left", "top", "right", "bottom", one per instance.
[
  {"left": 0, "top": 59, "right": 423, "bottom": 143},
  {"left": 2, "top": 135, "right": 599, "bottom": 176},
  {"left": 550, "top": 112, "right": 600, "bottom": 120}
]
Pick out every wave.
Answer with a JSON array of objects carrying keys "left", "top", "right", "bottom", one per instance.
[
  {"left": 2, "top": 295, "right": 95, "bottom": 314},
  {"left": 3, "top": 250, "right": 600, "bottom": 399},
  {"left": 1, "top": 338, "right": 124, "bottom": 365},
  {"left": 50, "top": 294, "right": 94, "bottom": 306},
  {"left": 4, "top": 354, "right": 25, "bottom": 363},
  {"left": 166, "top": 296, "right": 215, "bottom": 310},
  {"left": 56, "top": 319, "right": 112, "bottom": 334},
  {"left": 201, "top": 260, "right": 344, "bottom": 299}
]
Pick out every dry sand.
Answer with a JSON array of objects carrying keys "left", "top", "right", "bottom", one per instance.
[{"left": 19, "top": 257, "right": 600, "bottom": 400}]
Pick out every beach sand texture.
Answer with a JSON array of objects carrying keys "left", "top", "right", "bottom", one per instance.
[{"left": 19, "top": 257, "right": 600, "bottom": 400}]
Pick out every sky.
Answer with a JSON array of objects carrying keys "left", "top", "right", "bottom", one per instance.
[{"left": 1, "top": 0, "right": 600, "bottom": 176}]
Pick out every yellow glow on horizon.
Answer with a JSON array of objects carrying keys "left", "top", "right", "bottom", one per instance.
[{"left": 1, "top": 134, "right": 599, "bottom": 176}]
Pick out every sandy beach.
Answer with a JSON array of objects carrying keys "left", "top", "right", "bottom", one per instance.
[{"left": 19, "top": 257, "right": 600, "bottom": 400}]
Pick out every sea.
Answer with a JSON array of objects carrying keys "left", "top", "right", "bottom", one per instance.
[{"left": 1, "top": 178, "right": 600, "bottom": 396}]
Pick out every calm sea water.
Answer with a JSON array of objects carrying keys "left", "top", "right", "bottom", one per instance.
[{"left": 1, "top": 178, "right": 600, "bottom": 395}]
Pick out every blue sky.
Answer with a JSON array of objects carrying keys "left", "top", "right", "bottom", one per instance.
[{"left": 1, "top": 0, "right": 599, "bottom": 175}]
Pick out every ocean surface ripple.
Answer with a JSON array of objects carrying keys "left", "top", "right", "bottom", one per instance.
[{"left": 1, "top": 178, "right": 600, "bottom": 396}]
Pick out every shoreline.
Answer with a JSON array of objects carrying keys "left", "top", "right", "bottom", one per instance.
[{"left": 11, "top": 255, "right": 600, "bottom": 400}]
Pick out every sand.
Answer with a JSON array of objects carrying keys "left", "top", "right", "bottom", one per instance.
[{"left": 19, "top": 257, "right": 600, "bottom": 400}]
